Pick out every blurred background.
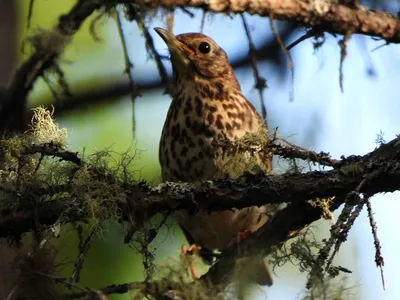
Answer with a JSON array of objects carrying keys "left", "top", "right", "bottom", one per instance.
[{"left": 1, "top": 0, "right": 400, "bottom": 299}]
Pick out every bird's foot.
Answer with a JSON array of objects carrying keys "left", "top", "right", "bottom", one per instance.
[{"left": 181, "top": 244, "right": 202, "bottom": 280}]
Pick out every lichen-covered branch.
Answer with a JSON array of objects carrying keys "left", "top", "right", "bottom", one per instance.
[
  {"left": 0, "top": 107, "right": 399, "bottom": 296},
  {"left": 2, "top": 135, "right": 400, "bottom": 243}
]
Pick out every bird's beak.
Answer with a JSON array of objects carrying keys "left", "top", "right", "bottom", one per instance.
[{"left": 154, "top": 27, "right": 194, "bottom": 63}]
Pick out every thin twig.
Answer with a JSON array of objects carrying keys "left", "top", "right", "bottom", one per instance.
[
  {"left": 27, "top": 0, "right": 35, "bottom": 29},
  {"left": 200, "top": 9, "right": 207, "bottom": 32},
  {"left": 136, "top": 15, "right": 172, "bottom": 95},
  {"left": 33, "top": 153, "right": 45, "bottom": 174},
  {"left": 71, "top": 225, "right": 98, "bottom": 284},
  {"left": 271, "top": 140, "right": 341, "bottom": 167},
  {"left": 325, "top": 194, "right": 365, "bottom": 270},
  {"left": 36, "top": 272, "right": 89, "bottom": 292},
  {"left": 41, "top": 74, "right": 62, "bottom": 104},
  {"left": 241, "top": 14, "right": 268, "bottom": 129},
  {"left": 339, "top": 31, "right": 352, "bottom": 92},
  {"left": 371, "top": 42, "right": 389, "bottom": 52},
  {"left": 166, "top": 10, "right": 175, "bottom": 33},
  {"left": 287, "top": 28, "right": 322, "bottom": 51},
  {"left": 64, "top": 280, "right": 182, "bottom": 299},
  {"left": 178, "top": 6, "right": 194, "bottom": 18},
  {"left": 22, "top": 143, "right": 83, "bottom": 165},
  {"left": 5, "top": 281, "right": 20, "bottom": 300},
  {"left": 270, "top": 16, "right": 294, "bottom": 102},
  {"left": 213, "top": 134, "right": 342, "bottom": 168},
  {"left": 115, "top": 8, "right": 140, "bottom": 137},
  {"left": 366, "top": 197, "right": 385, "bottom": 290},
  {"left": 308, "top": 176, "right": 369, "bottom": 287},
  {"left": 52, "top": 63, "right": 72, "bottom": 97}
]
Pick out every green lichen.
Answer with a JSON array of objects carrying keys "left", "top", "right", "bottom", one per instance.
[
  {"left": 340, "top": 163, "right": 362, "bottom": 177},
  {"left": 215, "top": 127, "right": 272, "bottom": 179}
]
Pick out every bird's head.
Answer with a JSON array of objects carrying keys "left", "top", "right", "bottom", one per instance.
[{"left": 154, "top": 28, "right": 238, "bottom": 87}]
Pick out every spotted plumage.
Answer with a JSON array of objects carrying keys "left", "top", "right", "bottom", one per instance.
[{"left": 155, "top": 28, "right": 276, "bottom": 285}]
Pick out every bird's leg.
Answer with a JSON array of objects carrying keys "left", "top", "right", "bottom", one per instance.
[{"left": 181, "top": 244, "right": 202, "bottom": 280}]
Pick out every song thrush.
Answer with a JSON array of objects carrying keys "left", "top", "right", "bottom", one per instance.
[{"left": 155, "top": 28, "right": 276, "bottom": 286}]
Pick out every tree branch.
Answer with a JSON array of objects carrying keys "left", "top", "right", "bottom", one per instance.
[
  {"left": 132, "top": 0, "right": 400, "bottom": 43},
  {"left": 0, "top": 0, "right": 103, "bottom": 134},
  {"left": 1, "top": 136, "right": 400, "bottom": 243}
]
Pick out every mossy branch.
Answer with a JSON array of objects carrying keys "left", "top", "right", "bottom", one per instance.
[
  {"left": 0, "top": 107, "right": 396, "bottom": 297},
  {"left": 2, "top": 117, "right": 400, "bottom": 247}
]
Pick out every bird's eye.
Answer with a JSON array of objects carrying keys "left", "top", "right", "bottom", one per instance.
[{"left": 198, "top": 42, "right": 211, "bottom": 54}]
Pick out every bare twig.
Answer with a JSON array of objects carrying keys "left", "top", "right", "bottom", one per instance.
[
  {"left": 27, "top": 0, "right": 35, "bottom": 29},
  {"left": 339, "top": 31, "right": 352, "bottom": 92},
  {"left": 52, "top": 63, "right": 72, "bottom": 98},
  {"left": 241, "top": 14, "right": 268, "bottom": 128},
  {"left": 42, "top": 74, "right": 62, "bottom": 104},
  {"left": 22, "top": 143, "right": 83, "bottom": 166},
  {"left": 325, "top": 194, "right": 365, "bottom": 270},
  {"left": 271, "top": 137, "right": 342, "bottom": 168},
  {"left": 64, "top": 279, "right": 186, "bottom": 299},
  {"left": 71, "top": 225, "right": 98, "bottom": 284},
  {"left": 200, "top": 9, "right": 207, "bottom": 32},
  {"left": 287, "top": 28, "right": 323, "bottom": 50},
  {"left": 366, "top": 197, "right": 385, "bottom": 290},
  {"left": 36, "top": 272, "right": 90, "bottom": 293},
  {"left": 269, "top": 16, "right": 294, "bottom": 102},
  {"left": 5, "top": 281, "right": 20, "bottom": 300},
  {"left": 213, "top": 134, "right": 342, "bottom": 168},
  {"left": 136, "top": 15, "right": 172, "bottom": 95},
  {"left": 308, "top": 175, "right": 371, "bottom": 287},
  {"left": 166, "top": 10, "right": 175, "bottom": 32},
  {"left": 178, "top": 6, "right": 194, "bottom": 18},
  {"left": 115, "top": 7, "right": 140, "bottom": 136},
  {"left": 371, "top": 42, "right": 389, "bottom": 52}
]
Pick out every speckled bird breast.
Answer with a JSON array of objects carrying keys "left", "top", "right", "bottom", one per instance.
[
  {"left": 158, "top": 80, "right": 272, "bottom": 250},
  {"left": 159, "top": 82, "right": 270, "bottom": 181}
]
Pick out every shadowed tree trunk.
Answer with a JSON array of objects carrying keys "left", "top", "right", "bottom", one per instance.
[
  {"left": 0, "top": 0, "right": 16, "bottom": 88},
  {"left": 0, "top": 2, "right": 20, "bottom": 299}
]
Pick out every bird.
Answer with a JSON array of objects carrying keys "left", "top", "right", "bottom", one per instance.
[{"left": 155, "top": 27, "right": 277, "bottom": 286}]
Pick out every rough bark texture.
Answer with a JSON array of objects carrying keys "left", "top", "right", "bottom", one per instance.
[
  {"left": 0, "top": 0, "right": 16, "bottom": 88},
  {"left": 0, "top": 2, "right": 20, "bottom": 299},
  {"left": 133, "top": 0, "right": 400, "bottom": 42},
  {"left": 1, "top": 135, "right": 400, "bottom": 244}
]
